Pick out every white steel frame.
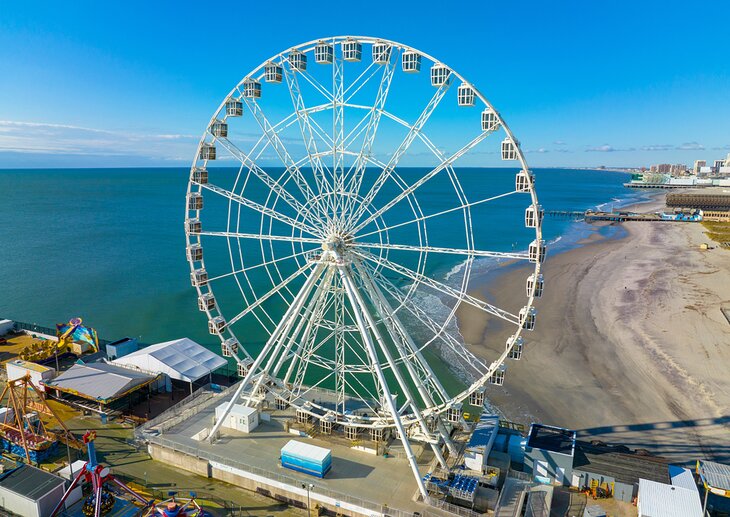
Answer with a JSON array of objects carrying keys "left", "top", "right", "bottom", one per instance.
[{"left": 185, "top": 36, "right": 542, "bottom": 499}]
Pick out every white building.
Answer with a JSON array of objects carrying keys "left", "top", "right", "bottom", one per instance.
[
  {"left": 638, "top": 478, "right": 702, "bottom": 517},
  {"left": 0, "top": 464, "right": 66, "bottom": 517},
  {"left": 694, "top": 160, "right": 707, "bottom": 174}
]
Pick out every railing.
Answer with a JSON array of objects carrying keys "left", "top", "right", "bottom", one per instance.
[
  {"left": 8, "top": 319, "right": 113, "bottom": 346},
  {"left": 135, "top": 382, "right": 240, "bottom": 439}
]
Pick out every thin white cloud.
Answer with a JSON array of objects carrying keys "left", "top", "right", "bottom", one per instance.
[
  {"left": 585, "top": 144, "right": 636, "bottom": 153},
  {"left": 0, "top": 120, "right": 299, "bottom": 165},
  {"left": 675, "top": 141, "right": 705, "bottom": 151}
]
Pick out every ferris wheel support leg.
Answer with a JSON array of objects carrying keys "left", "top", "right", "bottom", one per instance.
[
  {"left": 246, "top": 263, "right": 326, "bottom": 404},
  {"left": 338, "top": 262, "right": 430, "bottom": 502},
  {"left": 281, "top": 275, "right": 332, "bottom": 391},
  {"left": 354, "top": 261, "right": 448, "bottom": 468},
  {"left": 208, "top": 264, "right": 325, "bottom": 442},
  {"left": 357, "top": 262, "right": 458, "bottom": 455},
  {"left": 271, "top": 269, "right": 334, "bottom": 380}
]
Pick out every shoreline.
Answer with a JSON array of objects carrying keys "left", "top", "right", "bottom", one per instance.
[{"left": 457, "top": 192, "right": 730, "bottom": 463}]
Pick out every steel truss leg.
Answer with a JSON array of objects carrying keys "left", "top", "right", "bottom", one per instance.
[
  {"left": 337, "top": 261, "right": 430, "bottom": 501},
  {"left": 271, "top": 268, "right": 335, "bottom": 379},
  {"left": 350, "top": 260, "right": 448, "bottom": 468},
  {"left": 208, "top": 264, "right": 325, "bottom": 441},
  {"left": 355, "top": 260, "right": 457, "bottom": 460}
]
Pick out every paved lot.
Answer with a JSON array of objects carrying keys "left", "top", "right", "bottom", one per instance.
[{"left": 160, "top": 399, "right": 432, "bottom": 512}]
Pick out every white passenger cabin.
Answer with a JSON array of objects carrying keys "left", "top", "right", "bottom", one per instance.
[
  {"left": 526, "top": 273, "right": 544, "bottom": 298},
  {"left": 372, "top": 42, "right": 392, "bottom": 64},
  {"left": 314, "top": 41, "right": 334, "bottom": 64},
  {"left": 226, "top": 98, "right": 243, "bottom": 116},
  {"left": 288, "top": 50, "right": 307, "bottom": 71},
  {"left": 265, "top": 62, "right": 283, "bottom": 83},
  {"left": 457, "top": 84, "right": 476, "bottom": 106},
  {"left": 402, "top": 51, "right": 421, "bottom": 73},
  {"left": 342, "top": 39, "right": 362, "bottom": 62},
  {"left": 430, "top": 64, "right": 450, "bottom": 87},
  {"left": 519, "top": 307, "right": 537, "bottom": 331},
  {"left": 210, "top": 120, "right": 227, "bottom": 138},
  {"left": 482, "top": 108, "right": 500, "bottom": 131}
]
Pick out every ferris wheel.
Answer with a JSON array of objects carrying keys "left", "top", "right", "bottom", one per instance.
[{"left": 185, "top": 36, "right": 544, "bottom": 497}]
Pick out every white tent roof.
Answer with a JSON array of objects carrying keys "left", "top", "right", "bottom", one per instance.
[{"left": 112, "top": 337, "right": 226, "bottom": 383}]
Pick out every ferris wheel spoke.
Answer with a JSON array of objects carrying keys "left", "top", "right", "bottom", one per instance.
[
  {"left": 365, "top": 262, "right": 486, "bottom": 374},
  {"left": 207, "top": 248, "right": 313, "bottom": 283},
  {"left": 343, "top": 54, "right": 398, "bottom": 218},
  {"left": 298, "top": 69, "right": 335, "bottom": 102},
  {"left": 282, "top": 60, "right": 334, "bottom": 204},
  {"left": 226, "top": 261, "right": 315, "bottom": 328},
  {"left": 342, "top": 61, "right": 379, "bottom": 103},
  {"left": 350, "top": 129, "right": 491, "bottom": 234},
  {"left": 355, "top": 241, "right": 529, "bottom": 261},
  {"left": 199, "top": 230, "right": 320, "bottom": 245},
  {"left": 241, "top": 96, "right": 328, "bottom": 219},
  {"left": 199, "top": 183, "right": 321, "bottom": 237},
  {"left": 354, "top": 249, "right": 519, "bottom": 325},
  {"left": 211, "top": 135, "right": 323, "bottom": 229},
  {"left": 357, "top": 190, "right": 519, "bottom": 240},
  {"left": 346, "top": 82, "right": 453, "bottom": 230},
  {"left": 332, "top": 52, "right": 345, "bottom": 209}
]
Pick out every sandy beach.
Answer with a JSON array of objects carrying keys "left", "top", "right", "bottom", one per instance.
[{"left": 458, "top": 196, "right": 730, "bottom": 464}]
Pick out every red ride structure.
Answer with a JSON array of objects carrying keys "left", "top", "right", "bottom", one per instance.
[{"left": 50, "top": 431, "right": 152, "bottom": 517}]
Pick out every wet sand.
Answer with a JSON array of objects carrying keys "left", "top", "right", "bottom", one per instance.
[{"left": 458, "top": 199, "right": 730, "bottom": 463}]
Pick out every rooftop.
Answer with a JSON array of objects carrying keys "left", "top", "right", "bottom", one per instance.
[
  {"left": 573, "top": 441, "right": 670, "bottom": 486},
  {"left": 45, "top": 361, "right": 155, "bottom": 403},
  {"left": 697, "top": 459, "right": 730, "bottom": 494},
  {"left": 526, "top": 424, "right": 576, "bottom": 456},
  {"left": 0, "top": 464, "right": 65, "bottom": 501},
  {"left": 639, "top": 478, "right": 702, "bottom": 517}
]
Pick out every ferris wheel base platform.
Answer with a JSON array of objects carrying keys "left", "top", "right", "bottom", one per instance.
[{"left": 144, "top": 397, "right": 439, "bottom": 516}]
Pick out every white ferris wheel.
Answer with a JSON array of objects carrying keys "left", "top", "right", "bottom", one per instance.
[{"left": 185, "top": 36, "right": 544, "bottom": 496}]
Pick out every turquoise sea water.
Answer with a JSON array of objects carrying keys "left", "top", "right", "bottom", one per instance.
[{"left": 0, "top": 167, "right": 641, "bottom": 353}]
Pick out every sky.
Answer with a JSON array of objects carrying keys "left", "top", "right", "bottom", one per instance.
[{"left": 0, "top": 0, "right": 728, "bottom": 169}]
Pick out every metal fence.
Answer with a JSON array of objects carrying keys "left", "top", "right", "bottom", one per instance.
[
  {"left": 134, "top": 382, "right": 234, "bottom": 439},
  {"left": 9, "top": 319, "right": 113, "bottom": 346}
]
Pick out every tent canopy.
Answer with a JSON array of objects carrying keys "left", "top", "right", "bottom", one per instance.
[{"left": 112, "top": 337, "right": 226, "bottom": 383}]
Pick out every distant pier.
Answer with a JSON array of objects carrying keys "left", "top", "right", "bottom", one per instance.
[{"left": 545, "top": 210, "right": 702, "bottom": 223}]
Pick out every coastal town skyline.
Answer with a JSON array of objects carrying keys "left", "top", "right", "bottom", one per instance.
[{"left": 1, "top": 0, "right": 729, "bottom": 168}]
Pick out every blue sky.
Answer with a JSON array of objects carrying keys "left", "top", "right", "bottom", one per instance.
[{"left": 1, "top": 0, "right": 728, "bottom": 168}]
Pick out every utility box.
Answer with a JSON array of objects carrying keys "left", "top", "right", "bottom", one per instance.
[
  {"left": 215, "top": 402, "right": 259, "bottom": 433},
  {"left": 281, "top": 440, "right": 332, "bottom": 478},
  {"left": 105, "top": 337, "right": 138, "bottom": 360},
  {"left": 5, "top": 360, "right": 55, "bottom": 392}
]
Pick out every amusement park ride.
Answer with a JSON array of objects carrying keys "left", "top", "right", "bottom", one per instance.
[
  {"left": 19, "top": 317, "right": 99, "bottom": 363},
  {"left": 184, "top": 35, "right": 545, "bottom": 499},
  {"left": 0, "top": 374, "right": 81, "bottom": 463},
  {"left": 51, "top": 431, "right": 210, "bottom": 517},
  {"left": 51, "top": 431, "right": 150, "bottom": 517}
]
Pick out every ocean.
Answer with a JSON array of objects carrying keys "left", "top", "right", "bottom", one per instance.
[{"left": 0, "top": 167, "right": 642, "bottom": 365}]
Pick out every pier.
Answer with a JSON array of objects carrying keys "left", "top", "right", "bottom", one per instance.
[{"left": 545, "top": 210, "right": 702, "bottom": 223}]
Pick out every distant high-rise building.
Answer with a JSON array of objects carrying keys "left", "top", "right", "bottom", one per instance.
[
  {"left": 670, "top": 164, "right": 687, "bottom": 175},
  {"left": 694, "top": 160, "right": 706, "bottom": 174},
  {"left": 650, "top": 165, "right": 658, "bottom": 172}
]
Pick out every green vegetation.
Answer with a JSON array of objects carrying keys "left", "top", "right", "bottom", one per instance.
[{"left": 701, "top": 221, "right": 730, "bottom": 244}]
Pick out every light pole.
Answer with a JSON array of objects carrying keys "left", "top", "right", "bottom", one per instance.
[{"left": 302, "top": 483, "right": 314, "bottom": 516}]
